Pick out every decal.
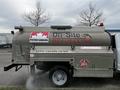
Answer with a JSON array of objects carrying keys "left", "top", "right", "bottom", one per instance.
[
  {"left": 80, "top": 58, "right": 89, "bottom": 68},
  {"left": 52, "top": 32, "right": 92, "bottom": 45},
  {"left": 29, "top": 32, "right": 49, "bottom": 43}
]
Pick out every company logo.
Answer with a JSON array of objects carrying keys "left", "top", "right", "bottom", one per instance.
[{"left": 29, "top": 32, "right": 49, "bottom": 43}]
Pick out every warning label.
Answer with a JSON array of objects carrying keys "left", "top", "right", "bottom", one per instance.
[{"left": 80, "top": 58, "right": 89, "bottom": 68}]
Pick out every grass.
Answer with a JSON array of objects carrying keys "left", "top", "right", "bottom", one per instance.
[
  {"left": 0, "top": 87, "right": 26, "bottom": 90},
  {"left": 0, "top": 87, "right": 120, "bottom": 90}
]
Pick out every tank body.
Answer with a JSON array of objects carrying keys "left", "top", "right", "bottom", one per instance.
[{"left": 12, "top": 26, "right": 112, "bottom": 64}]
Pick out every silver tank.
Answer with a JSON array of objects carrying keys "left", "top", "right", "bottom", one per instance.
[
  {"left": 13, "top": 26, "right": 111, "bottom": 46},
  {"left": 12, "top": 26, "right": 111, "bottom": 64}
]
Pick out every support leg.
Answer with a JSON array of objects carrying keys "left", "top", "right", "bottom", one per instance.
[{"left": 30, "top": 64, "right": 35, "bottom": 75}]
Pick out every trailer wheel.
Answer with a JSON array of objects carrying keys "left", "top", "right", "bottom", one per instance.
[{"left": 49, "top": 66, "right": 71, "bottom": 87}]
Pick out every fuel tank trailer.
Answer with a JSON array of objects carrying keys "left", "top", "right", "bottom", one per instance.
[{"left": 5, "top": 26, "right": 120, "bottom": 87}]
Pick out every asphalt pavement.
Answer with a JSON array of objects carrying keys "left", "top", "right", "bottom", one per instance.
[
  {"left": 0, "top": 48, "right": 28, "bottom": 87},
  {"left": 0, "top": 48, "right": 120, "bottom": 89}
]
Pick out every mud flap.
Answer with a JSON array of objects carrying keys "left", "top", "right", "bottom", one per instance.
[{"left": 115, "top": 33, "right": 120, "bottom": 71}]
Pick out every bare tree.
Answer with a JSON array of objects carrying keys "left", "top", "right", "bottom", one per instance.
[
  {"left": 78, "top": 3, "right": 103, "bottom": 27},
  {"left": 23, "top": 2, "right": 49, "bottom": 26}
]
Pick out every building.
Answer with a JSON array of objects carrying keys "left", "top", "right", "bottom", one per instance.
[{"left": 0, "top": 33, "right": 13, "bottom": 48}]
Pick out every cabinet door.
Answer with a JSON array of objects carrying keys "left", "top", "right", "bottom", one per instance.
[{"left": 73, "top": 52, "right": 114, "bottom": 77}]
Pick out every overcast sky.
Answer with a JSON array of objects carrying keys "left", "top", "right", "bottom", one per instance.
[{"left": 0, "top": 0, "right": 120, "bottom": 33}]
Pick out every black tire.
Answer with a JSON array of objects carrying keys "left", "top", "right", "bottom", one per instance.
[{"left": 49, "top": 66, "right": 71, "bottom": 87}]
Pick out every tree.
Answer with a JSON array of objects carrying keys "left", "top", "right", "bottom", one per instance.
[
  {"left": 78, "top": 3, "right": 103, "bottom": 27},
  {"left": 23, "top": 2, "right": 49, "bottom": 26}
]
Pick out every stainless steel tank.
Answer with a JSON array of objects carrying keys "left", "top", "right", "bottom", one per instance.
[{"left": 13, "top": 26, "right": 111, "bottom": 46}]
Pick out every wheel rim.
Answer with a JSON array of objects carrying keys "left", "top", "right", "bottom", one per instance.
[{"left": 52, "top": 70, "right": 67, "bottom": 86}]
